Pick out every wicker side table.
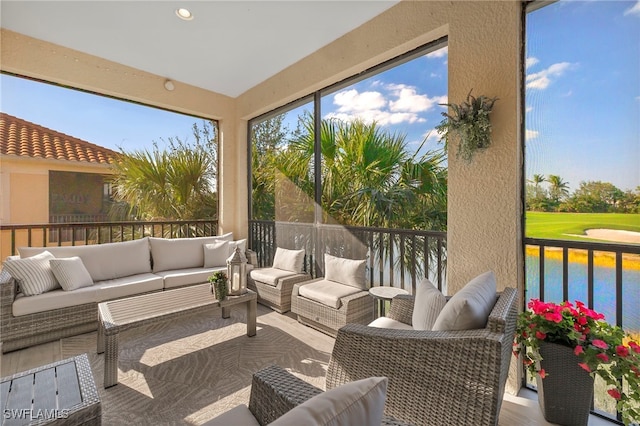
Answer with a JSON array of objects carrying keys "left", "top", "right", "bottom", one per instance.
[{"left": 0, "top": 353, "right": 101, "bottom": 425}]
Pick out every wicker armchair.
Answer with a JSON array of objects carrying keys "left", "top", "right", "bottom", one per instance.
[
  {"left": 247, "top": 270, "right": 311, "bottom": 313},
  {"left": 325, "top": 286, "right": 518, "bottom": 426},
  {"left": 206, "top": 364, "right": 409, "bottom": 426},
  {"left": 291, "top": 278, "right": 374, "bottom": 337}
]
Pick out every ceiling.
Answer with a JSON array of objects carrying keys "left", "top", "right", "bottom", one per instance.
[{"left": 1, "top": 1, "right": 399, "bottom": 98}]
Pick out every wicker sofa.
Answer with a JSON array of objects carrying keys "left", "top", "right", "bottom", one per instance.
[
  {"left": 325, "top": 286, "right": 518, "bottom": 426},
  {"left": 0, "top": 234, "right": 255, "bottom": 353}
]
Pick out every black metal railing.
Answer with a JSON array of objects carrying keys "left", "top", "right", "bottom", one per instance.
[
  {"left": 524, "top": 237, "right": 640, "bottom": 424},
  {"left": 249, "top": 220, "right": 447, "bottom": 293},
  {"left": 1, "top": 220, "right": 219, "bottom": 256}
]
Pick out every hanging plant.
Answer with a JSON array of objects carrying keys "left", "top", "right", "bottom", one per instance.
[{"left": 435, "top": 90, "right": 498, "bottom": 163}]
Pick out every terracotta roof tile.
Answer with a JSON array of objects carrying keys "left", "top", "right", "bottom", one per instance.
[{"left": 0, "top": 112, "right": 119, "bottom": 164}]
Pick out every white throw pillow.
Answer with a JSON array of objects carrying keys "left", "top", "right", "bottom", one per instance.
[
  {"left": 270, "top": 376, "right": 388, "bottom": 426},
  {"left": 272, "top": 247, "right": 305, "bottom": 273},
  {"left": 412, "top": 278, "right": 447, "bottom": 330},
  {"left": 49, "top": 256, "right": 94, "bottom": 291},
  {"left": 2, "top": 251, "right": 60, "bottom": 296},
  {"left": 324, "top": 253, "right": 367, "bottom": 290},
  {"left": 203, "top": 241, "right": 230, "bottom": 268},
  {"left": 432, "top": 270, "right": 497, "bottom": 331},
  {"left": 228, "top": 239, "right": 247, "bottom": 255}
]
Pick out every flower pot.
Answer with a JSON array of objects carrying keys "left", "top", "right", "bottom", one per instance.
[{"left": 536, "top": 341, "right": 594, "bottom": 426}]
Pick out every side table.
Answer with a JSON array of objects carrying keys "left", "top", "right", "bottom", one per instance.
[
  {"left": 0, "top": 353, "right": 101, "bottom": 425},
  {"left": 368, "top": 286, "right": 409, "bottom": 317}
]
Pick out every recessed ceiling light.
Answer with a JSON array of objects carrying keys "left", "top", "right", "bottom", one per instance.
[{"left": 175, "top": 8, "right": 193, "bottom": 21}]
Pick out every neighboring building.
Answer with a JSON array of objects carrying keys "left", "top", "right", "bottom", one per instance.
[{"left": 0, "top": 112, "right": 119, "bottom": 229}]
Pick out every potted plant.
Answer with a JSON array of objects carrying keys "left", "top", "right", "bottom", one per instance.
[
  {"left": 208, "top": 271, "right": 228, "bottom": 301},
  {"left": 435, "top": 90, "right": 498, "bottom": 162},
  {"left": 514, "top": 299, "right": 640, "bottom": 425}
]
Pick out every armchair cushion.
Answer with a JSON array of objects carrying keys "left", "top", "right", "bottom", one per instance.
[
  {"left": 412, "top": 278, "right": 447, "bottom": 330},
  {"left": 432, "top": 270, "right": 497, "bottom": 331},
  {"left": 368, "top": 316, "right": 413, "bottom": 330},
  {"left": 272, "top": 247, "right": 305, "bottom": 273},
  {"left": 298, "top": 279, "right": 362, "bottom": 309},
  {"left": 324, "top": 253, "right": 367, "bottom": 290},
  {"left": 270, "top": 376, "right": 388, "bottom": 426},
  {"left": 249, "top": 267, "right": 298, "bottom": 286}
]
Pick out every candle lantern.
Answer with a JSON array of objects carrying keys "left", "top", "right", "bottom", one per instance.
[{"left": 226, "top": 247, "right": 247, "bottom": 296}]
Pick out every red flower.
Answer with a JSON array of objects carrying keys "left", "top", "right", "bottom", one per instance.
[
  {"left": 539, "top": 369, "right": 547, "bottom": 379},
  {"left": 574, "top": 345, "right": 584, "bottom": 356},
  {"left": 616, "top": 345, "right": 629, "bottom": 358},
  {"left": 592, "top": 339, "right": 608, "bottom": 350},
  {"left": 629, "top": 341, "right": 640, "bottom": 354},
  {"left": 544, "top": 312, "right": 563, "bottom": 323},
  {"left": 578, "top": 363, "right": 591, "bottom": 373},
  {"left": 596, "top": 353, "right": 609, "bottom": 362},
  {"left": 536, "top": 331, "right": 547, "bottom": 340},
  {"left": 607, "top": 388, "right": 621, "bottom": 400}
]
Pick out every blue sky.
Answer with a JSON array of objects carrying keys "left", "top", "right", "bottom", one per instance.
[{"left": 1, "top": 0, "right": 638, "bottom": 192}]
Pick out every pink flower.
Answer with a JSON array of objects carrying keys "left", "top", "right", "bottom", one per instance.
[
  {"left": 616, "top": 345, "right": 629, "bottom": 358},
  {"left": 629, "top": 341, "right": 640, "bottom": 354},
  {"left": 538, "top": 369, "right": 547, "bottom": 379},
  {"left": 574, "top": 345, "right": 584, "bottom": 356},
  {"left": 578, "top": 363, "right": 591, "bottom": 373},
  {"left": 544, "top": 312, "right": 563, "bottom": 323},
  {"left": 592, "top": 339, "right": 608, "bottom": 350},
  {"left": 596, "top": 353, "right": 609, "bottom": 362},
  {"left": 607, "top": 388, "right": 621, "bottom": 400},
  {"left": 536, "top": 331, "right": 547, "bottom": 340}
]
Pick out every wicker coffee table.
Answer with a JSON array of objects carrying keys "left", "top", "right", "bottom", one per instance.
[
  {"left": 0, "top": 353, "right": 101, "bottom": 425},
  {"left": 97, "top": 285, "right": 257, "bottom": 388}
]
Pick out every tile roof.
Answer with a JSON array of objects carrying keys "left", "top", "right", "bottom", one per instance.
[{"left": 0, "top": 112, "right": 119, "bottom": 164}]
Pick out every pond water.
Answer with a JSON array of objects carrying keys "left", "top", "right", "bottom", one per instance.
[{"left": 525, "top": 254, "right": 640, "bottom": 334}]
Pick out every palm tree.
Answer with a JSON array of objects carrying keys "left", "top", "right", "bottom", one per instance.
[
  {"left": 529, "top": 174, "right": 546, "bottom": 198},
  {"left": 547, "top": 174, "right": 570, "bottom": 204},
  {"left": 109, "top": 122, "right": 217, "bottom": 222}
]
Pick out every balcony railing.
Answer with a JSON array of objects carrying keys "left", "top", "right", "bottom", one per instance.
[
  {"left": 1, "top": 220, "right": 219, "bottom": 256},
  {"left": 249, "top": 220, "right": 447, "bottom": 293},
  {"left": 524, "top": 236, "right": 640, "bottom": 424}
]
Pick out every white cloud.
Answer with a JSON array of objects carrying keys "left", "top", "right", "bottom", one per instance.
[
  {"left": 526, "top": 129, "right": 539, "bottom": 140},
  {"left": 426, "top": 46, "right": 448, "bottom": 58},
  {"left": 624, "top": 1, "right": 640, "bottom": 16},
  {"left": 526, "top": 62, "right": 573, "bottom": 90},
  {"left": 526, "top": 57, "right": 539, "bottom": 69},
  {"left": 333, "top": 89, "right": 386, "bottom": 113},
  {"left": 526, "top": 106, "right": 533, "bottom": 113},
  {"left": 327, "top": 85, "right": 444, "bottom": 126}
]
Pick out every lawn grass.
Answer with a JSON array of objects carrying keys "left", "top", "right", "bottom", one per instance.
[{"left": 525, "top": 212, "right": 640, "bottom": 242}]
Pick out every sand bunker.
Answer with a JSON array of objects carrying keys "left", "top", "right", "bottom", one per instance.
[{"left": 582, "top": 229, "right": 640, "bottom": 244}]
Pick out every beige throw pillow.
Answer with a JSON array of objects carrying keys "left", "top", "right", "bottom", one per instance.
[
  {"left": 432, "top": 270, "right": 497, "bottom": 331},
  {"left": 203, "top": 241, "right": 230, "bottom": 267},
  {"left": 272, "top": 247, "right": 305, "bottom": 273},
  {"left": 324, "top": 253, "right": 367, "bottom": 290},
  {"left": 270, "top": 376, "right": 388, "bottom": 426},
  {"left": 412, "top": 278, "right": 447, "bottom": 330},
  {"left": 49, "top": 256, "right": 94, "bottom": 291},
  {"left": 3, "top": 251, "right": 60, "bottom": 296}
]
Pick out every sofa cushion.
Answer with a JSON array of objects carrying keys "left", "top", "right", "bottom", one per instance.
[
  {"left": 203, "top": 405, "right": 260, "bottom": 426},
  {"left": 271, "top": 376, "right": 387, "bottom": 426},
  {"left": 203, "top": 241, "right": 230, "bottom": 268},
  {"left": 3, "top": 251, "right": 60, "bottom": 296},
  {"left": 368, "top": 316, "right": 414, "bottom": 330},
  {"left": 298, "top": 279, "right": 363, "bottom": 309},
  {"left": 50, "top": 256, "right": 94, "bottom": 291},
  {"left": 324, "top": 253, "right": 367, "bottom": 290},
  {"left": 155, "top": 267, "right": 225, "bottom": 289},
  {"left": 93, "top": 273, "right": 164, "bottom": 302},
  {"left": 272, "top": 247, "right": 305, "bottom": 273},
  {"left": 150, "top": 234, "right": 232, "bottom": 272},
  {"left": 12, "top": 286, "right": 97, "bottom": 316},
  {"left": 432, "top": 270, "right": 497, "bottom": 331},
  {"left": 249, "top": 267, "right": 299, "bottom": 286},
  {"left": 19, "top": 238, "right": 152, "bottom": 282},
  {"left": 412, "top": 278, "right": 447, "bottom": 330}
]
